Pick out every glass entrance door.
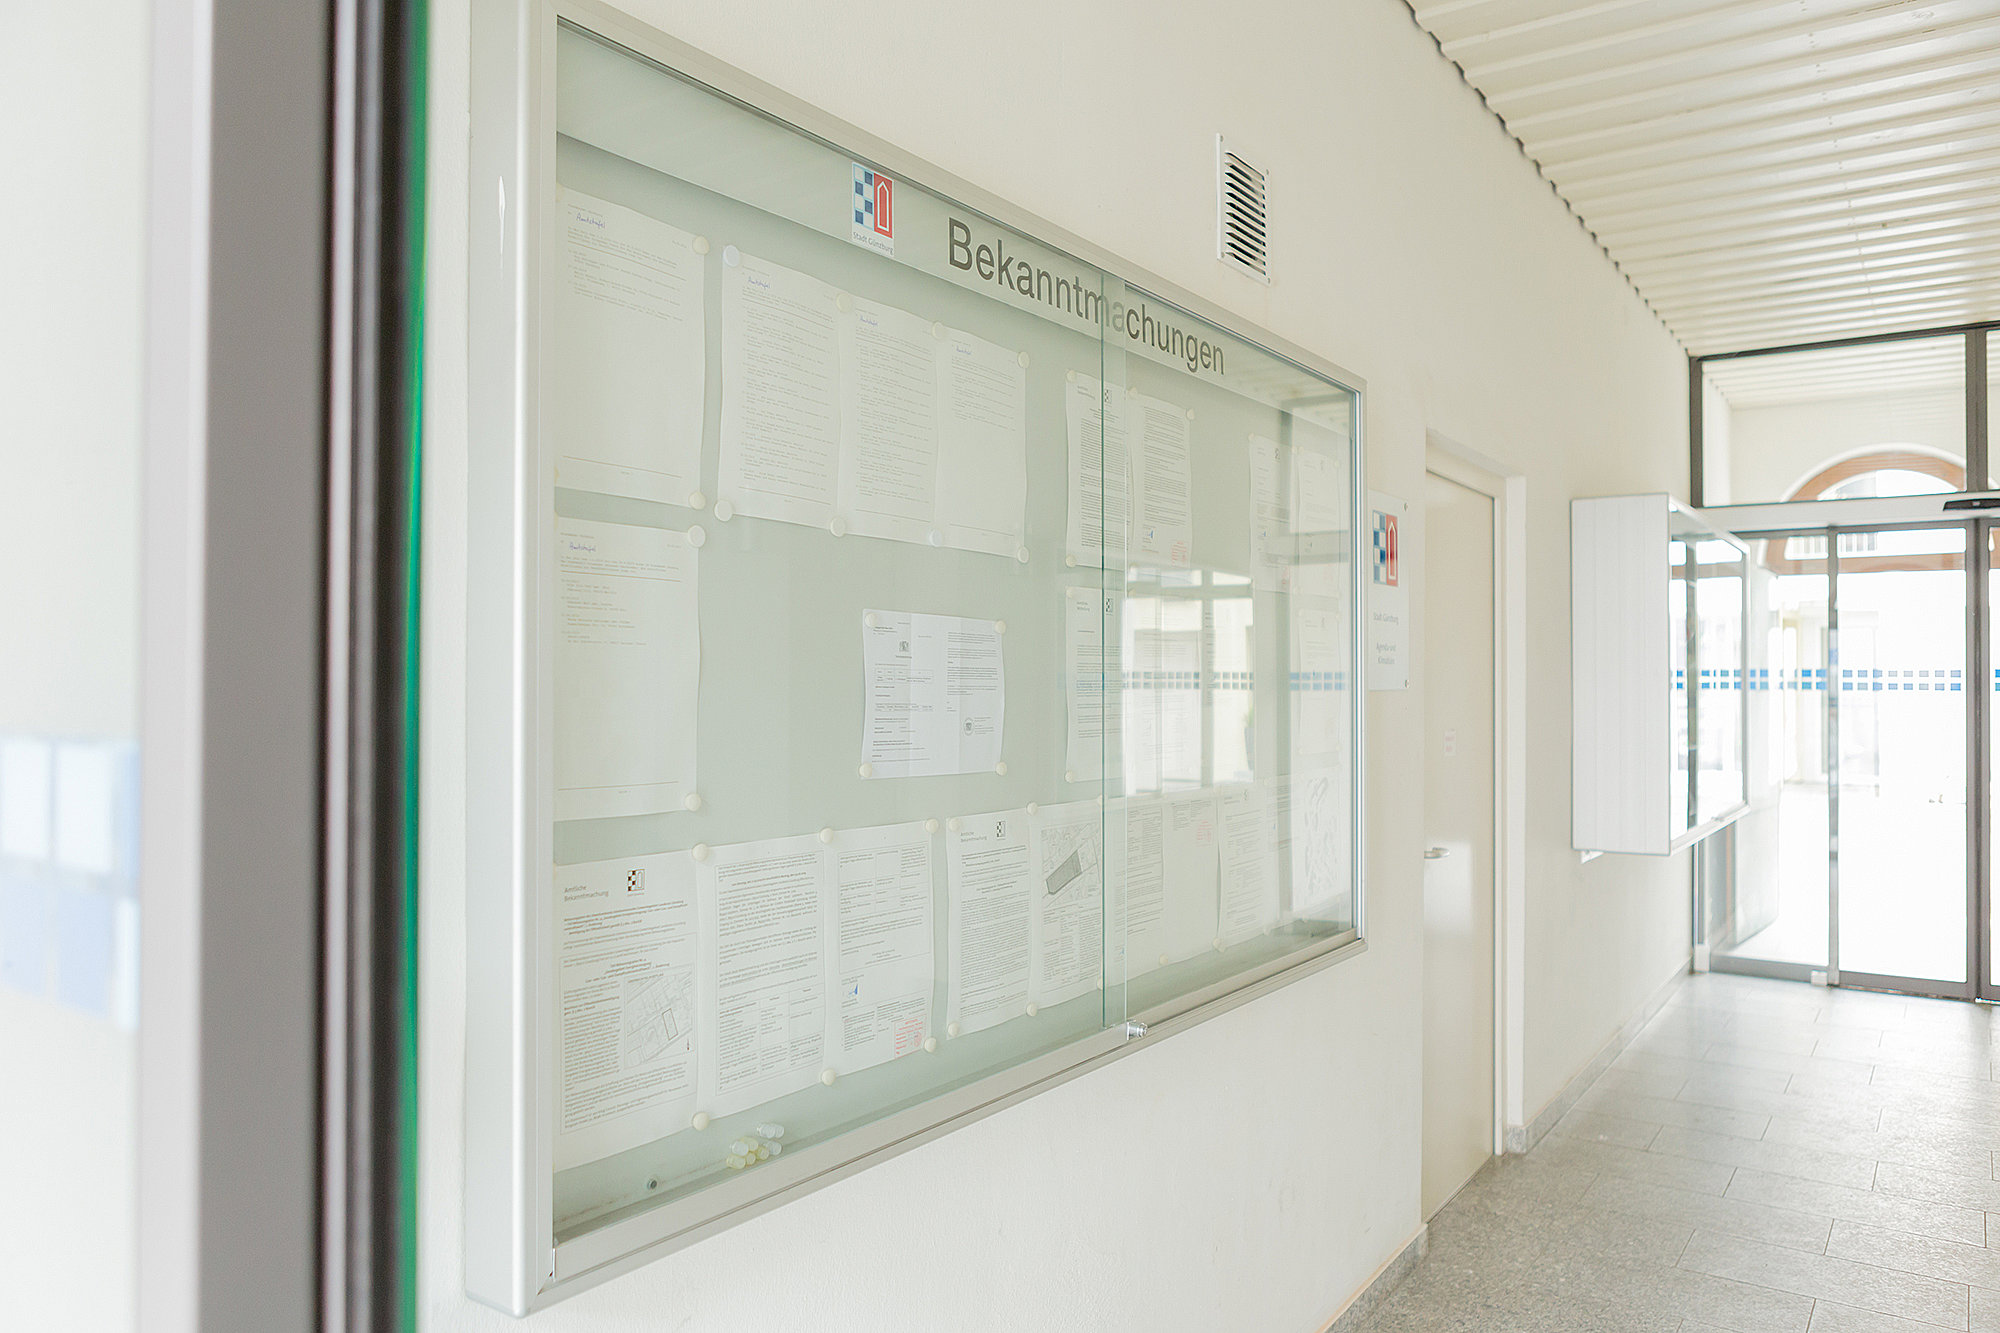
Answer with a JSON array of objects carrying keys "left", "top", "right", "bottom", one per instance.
[{"left": 1707, "top": 521, "right": 1978, "bottom": 999}]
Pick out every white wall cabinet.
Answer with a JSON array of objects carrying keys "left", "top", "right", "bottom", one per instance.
[{"left": 1573, "top": 495, "right": 1749, "bottom": 855}]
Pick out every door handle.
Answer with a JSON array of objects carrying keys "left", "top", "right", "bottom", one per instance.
[{"left": 1424, "top": 846, "right": 1450, "bottom": 860}]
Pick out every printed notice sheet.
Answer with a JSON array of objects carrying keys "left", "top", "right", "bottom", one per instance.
[
  {"left": 1162, "top": 790, "right": 1222, "bottom": 961},
  {"left": 554, "top": 190, "right": 706, "bottom": 505},
  {"left": 1029, "top": 801, "right": 1106, "bottom": 1007},
  {"left": 1128, "top": 392, "right": 1193, "bottom": 570},
  {"left": 1289, "top": 767, "right": 1350, "bottom": 921},
  {"left": 1120, "top": 796, "right": 1170, "bottom": 978},
  {"left": 825, "top": 822, "right": 936, "bottom": 1075},
  {"left": 861, "top": 610, "right": 1004, "bottom": 777},
  {"left": 1218, "top": 784, "right": 1282, "bottom": 946},
  {"left": 1064, "top": 376, "right": 1130, "bottom": 567},
  {"left": 554, "top": 519, "right": 699, "bottom": 820},
  {"left": 1249, "top": 434, "right": 1293, "bottom": 592},
  {"left": 554, "top": 853, "right": 699, "bottom": 1169},
  {"left": 1063, "top": 586, "right": 1119, "bottom": 777},
  {"left": 696, "top": 835, "right": 828, "bottom": 1118},
  {"left": 719, "top": 254, "right": 844, "bottom": 527},
  {"left": 717, "top": 256, "right": 1027, "bottom": 556},
  {"left": 945, "top": 809, "right": 1033, "bottom": 1035}
]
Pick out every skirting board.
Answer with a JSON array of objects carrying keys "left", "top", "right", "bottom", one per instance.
[
  {"left": 1318, "top": 1226, "right": 1430, "bottom": 1333},
  {"left": 1503, "top": 960, "right": 1691, "bottom": 1156}
]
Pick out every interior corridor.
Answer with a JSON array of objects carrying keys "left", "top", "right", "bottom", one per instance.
[{"left": 1364, "top": 974, "right": 2000, "bottom": 1333}]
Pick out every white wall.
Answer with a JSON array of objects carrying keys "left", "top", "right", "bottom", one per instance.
[
  {"left": 419, "top": 1, "right": 1693, "bottom": 1328},
  {"left": 1724, "top": 386, "right": 1966, "bottom": 503}
]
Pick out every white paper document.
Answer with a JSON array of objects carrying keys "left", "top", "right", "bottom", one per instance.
[
  {"left": 934, "top": 331, "right": 1030, "bottom": 557},
  {"left": 1119, "top": 796, "right": 1170, "bottom": 978},
  {"left": 945, "top": 809, "right": 1033, "bottom": 1035},
  {"left": 825, "top": 822, "right": 936, "bottom": 1075},
  {"left": 1162, "top": 790, "right": 1222, "bottom": 962},
  {"left": 554, "top": 519, "right": 699, "bottom": 820},
  {"left": 1029, "top": 801, "right": 1106, "bottom": 1007},
  {"left": 1217, "top": 784, "right": 1281, "bottom": 946},
  {"left": 1292, "top": 604, "right": 1348, "bottom": 761},
  {"left": 1128, "top": 392, "right": 1193, "bottom": 570},
  {"left": 719, "top": 254, "right": 844, "bottom": 527},
  {"left": 1289, "top": 767, "right": 1350, "bottom": 921},
  {"left": 1065, "top": 376, "right": 1130, "bottom": 568},
  {"left": 838, "top": 299, "right": 942, "bottom": 546},
  {"left": 554, "top": 853, "right": 699, "bottom": 1169},
  {"left": 696, "top": 835, "right": 828, "bottom": 1118},
  {"left": 1063, "top": 586, "right": 1119, "bottom": 778},
  {"left": 554, "top": 190, "right": 707, "bottom": 505},
  {"left": 861, "top": 610, "right": 1004, "bottom": 778},
  {"left": 717, "top": 257, "right": 1028, "bottom": 557},
  {"left": 1249, "top": 434, "right": 1293, "bottom": 593}
]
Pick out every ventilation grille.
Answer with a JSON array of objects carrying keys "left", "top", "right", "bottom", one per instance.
[{"left": 1217, "top": 138, "right": 1270, "bottom": 283}]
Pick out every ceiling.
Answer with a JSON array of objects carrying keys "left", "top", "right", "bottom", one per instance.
[{"left": 1405, "top": 0, "right": 2000, "bottom": 355}]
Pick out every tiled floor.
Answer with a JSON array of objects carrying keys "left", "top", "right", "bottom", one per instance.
[{"left": 1361, "top": 972, "right": 2000, "bottom": 1332}]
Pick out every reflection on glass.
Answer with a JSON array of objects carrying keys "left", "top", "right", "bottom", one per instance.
[
  {"left": 1670, "top": 538, "right": 1691, "bottom": 834},
  {"left": 1695, "top": 537, "right": 1747, "bottom": 824},
  {"left": 1699, "top": 335, "right": 1967, "bottom": 506},
  {"left": 1836, "top": 527, "right": 1967, "bottom": 984},
  {"left": 1715, "top": 539, "right": 1827, "bottom": 969}
]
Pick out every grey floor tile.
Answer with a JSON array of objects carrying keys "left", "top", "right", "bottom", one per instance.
[
  {"left": 1672, "top": 1082, "right": 1886, "bottom": 1135},
  {"left": 1809, "top": 1299, "right": 1972, "bottom": 1332},
  {"left": 1976, "top": 1287, "right": 2000, "bottom": 1331},
  {"left": 1678, "top": 1228, "right": 1970, "bottom": 1328},
  {"left": 1595, "top": 1067, "right": 1696, "bottom": 1100},
  {"left": 1649, "top": 1123, "right": 1878, "bottom": 1190},
  {"left": 1578, "top": 1088, "right": 1774, "bottom": 1140},
  {"left": 1826, "top": 1218, "right": 2000, "bottom": 1291},
  {"left": 1766, "top": 1117, "right": 1997, "bottom": 1182},
  {"left": 1584, "top": 1174, "right": 1833, "bottom": 1253},
  {"left": 1726, "top": 1167, "right": 1988, "bottom": 1246},
  {"left": 1539, "top": 1135, "right": 1740, "bottom": 1194},
  {"left": 1527, "top": 1239, "right": 1814, "bottom": 1333},
  {"left": 1555, "top": 1109, "right": 1664, "bottom": 1149},
  {"left": 1681, "top": 1065, "right": 1802, "bottom": 1097},
  {"left": 1878, "top": 1163, "right": 2000, "bottom": 1215},
  {"left": 1702, "top": 1043, "right": 1879, "bottom": 1084}
]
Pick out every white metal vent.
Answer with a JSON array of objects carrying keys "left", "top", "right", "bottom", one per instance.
[{"left": 1217, "top": 137, "right": 1270, "bottom": 284}]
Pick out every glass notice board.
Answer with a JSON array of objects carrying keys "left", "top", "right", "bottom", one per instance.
[{"left": 464, "top": 2, "right": 1365, "bottom": 1310}]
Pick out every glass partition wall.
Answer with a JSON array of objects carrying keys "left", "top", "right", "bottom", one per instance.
[
  {"left": 1707, "top": 521, "right": 1980, "bottom": 997},
  {"left": 463, "top": 9, "right": 1366, "bottom": 1307}
]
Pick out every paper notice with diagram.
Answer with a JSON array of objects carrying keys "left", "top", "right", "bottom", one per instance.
[
  {"left": 553, "top": 518, "right": 699, "bottom": 820},
  {"left": 553, "top": 853, "right": 699, "bottom": 1169},
  {"left": 1029, "top": 801, "right": 1106, "bottom": 1007},
  {"left": 553, "top": 189, "right": 707, "bottom": 505},
  {"left": 860, "top": 609, "right": 1004, "bottom": 777}
]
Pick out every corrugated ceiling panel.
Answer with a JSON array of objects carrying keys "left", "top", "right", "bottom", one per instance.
[{"left": 1406, "top": 0, "right": 2000, "bottom": 354}]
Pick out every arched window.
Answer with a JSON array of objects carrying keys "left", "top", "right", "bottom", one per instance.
[{"left": 1764, "top": 449, "right": 1966, "bottom": 575}]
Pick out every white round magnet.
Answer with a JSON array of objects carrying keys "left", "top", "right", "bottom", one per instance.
[
  {"left": 947, "top": 816, "right": 962, "bottom": 833},
  {"left": 836, "top": 292, "right": 853, "bottom": 313},
  {"left": 928, "top": 529, "right": 943, "bottom": 547},
  {"left": 925, "top": 817, "right": 940, "bottom": 834},
  {"left": 691, "top": 1111, "right": 711, "bottom": 1131},
  {"left": 691, "top": 843, "right": 710, "bottom": 862},
  {"left": 1025, "top": 1002, "right": 1038, "bottom": 1017},
  {"left": 686, "top": 525, "right": 706, "bottom": 548},
  {"left": 1066, "top": 370, "right": 1077, "bottom": 384},
  {"left": 864, "top": 610, "right": 879, "bottom": 629},
  {"left": 947, "top": 1021, "right": 961, "bottom": 1038},
  {"left": 930, "top": 321, "right": 945, "bottom": 339},
  {"left": 687, "top": 490, "right": 707, "bottom": 510},
  {"left": 683, "top": 792, "right": 703, "bottom": 812},
  {"left": 1064, "top": 554, "right": 1077, "bottom": 568},
  {"left": 1025, "top": 802, "right": 1038, "bottom": 816},
  {"left": 714, "top": 499, "right": 735, "bottom": 521},
  {"left": 1158, "top": 953, "right": 1170, "bottom": 969},
  {"left": 994, "top": 761, "right": 1008, "bottom": 776},
  {"left": 858, "top": 763, "right": 874, "bottom": 778},
  {"left": 1016, "top": 546, "right": 1030, "bottom": 564},
  {"left": 722, "top": 244, "right": 740, "bottom": 266},
  {"left": 829, "top": 518, "right": 847, "bottom": 538},
  {"left": 692, "top": 235, "right": 710, "bottom": 255},
  {"left": 819, "top": 827, "right": 834, "bottom": 844},
  {"left": 993, "top": 619, "right": 1006, "bottom": 635},
  {"left": 1064, "top": 770, "right": 1076, "bottom": 783},
  {"left": 923, "top": 1036, "right": 938, "bottom": 1054},
  {"left": 820, "top": 1068, "right": 837, "bottom": 1087},
  {"left": 1017, "top": 350, "right": 1030, "bottom": 369}
]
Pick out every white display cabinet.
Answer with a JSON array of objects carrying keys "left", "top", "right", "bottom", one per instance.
[{"left": 1573, "top": 495, "right": 1749, "bottom": 855}]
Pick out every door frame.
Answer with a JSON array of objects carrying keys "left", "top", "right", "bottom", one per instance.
[
  {"left": 1425, "top": 434, "right": 1524, "bottom": 1154},
  {"left": 1706, "top": 512, "right": 1988, "bottom": 1002}
]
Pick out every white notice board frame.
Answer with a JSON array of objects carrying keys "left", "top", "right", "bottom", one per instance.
[{"left": 464, "top": 0, "right": 1371, "bottom": 1313}]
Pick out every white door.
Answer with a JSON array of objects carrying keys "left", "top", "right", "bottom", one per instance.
[{"left": 1421, "top": 469, "right": 1496, "bottom": 1218}]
